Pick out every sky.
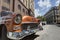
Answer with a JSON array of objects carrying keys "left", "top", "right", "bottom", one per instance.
[{"left": 34, "top": 0, "right": 60, "bottom": 17}]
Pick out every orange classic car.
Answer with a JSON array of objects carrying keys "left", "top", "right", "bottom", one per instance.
[{"left": 0, "top": 11, "right": 41, "bottom": 40}]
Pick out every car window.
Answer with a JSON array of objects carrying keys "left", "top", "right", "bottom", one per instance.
[{"left": 1, "top": 11, "right": 12, "bottom": 17}]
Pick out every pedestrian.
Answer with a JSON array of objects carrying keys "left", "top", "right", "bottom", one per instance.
[{"left": 38, "top": 21, "right": 43, "bottom": 30}]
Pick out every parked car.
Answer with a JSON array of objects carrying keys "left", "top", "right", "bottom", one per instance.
[
  {"left": 41, "top": 21, "right": 47, "bottom": 25},
  {"left": 42, "top": 23, "right": 46, "bottom": 25},
  {"left": 0, "top": 11, "right": 41, "bottom": 40}
]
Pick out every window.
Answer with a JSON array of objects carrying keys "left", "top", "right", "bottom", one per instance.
[
  {"left": 3, "top": 0, "right": 10, "bottom": 4},
  {"left": 1, "top": 11, "right": 12, "bottom": 16},
  {"left": 23, "top": 0, "right": 24, "bottom": 3},
  {"left": 18, "top": 5, "right": 21, "bottom": 11},
  {"left": 26, "top": 11, "right": 28, "bottom": 15},
  {"left": 18, "top": 0, "right": 24, "bottom": 3},
  {"left": 26, "top": 11, "right": 28, "bottom": 14},
  {"left": 26, "top": 0, "right": 27, "bottom": 6},
  {"left": 18, "top": 0, "right": 20, "bottom": 2},
  {"left": 23, "top": 9, "right": 25, "bottom": 12},
  {"left": 2, "top": 6, "right": 10, "bottom": 11}
]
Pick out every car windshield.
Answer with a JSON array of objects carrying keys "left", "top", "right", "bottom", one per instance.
[{"left": 1, "top": 11, "right": 12, "bottom": 17}]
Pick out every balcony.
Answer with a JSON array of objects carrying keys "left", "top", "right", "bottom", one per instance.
[
  {"left": 57, "top": 17, "right": 60, "bottom": 20},
  {"left": 55, "top": 13, "right": 60, "bottom": 16}
]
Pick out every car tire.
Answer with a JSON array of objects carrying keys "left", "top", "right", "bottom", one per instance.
[
  {"left": 32, "top": 33, "right": 35, "bottom": 35},
  {"left": 1, "top": 25, "right": 9, "bottom": 40},
  {"left": 0, "top": 25, "right": 2, "bottom": 38}
]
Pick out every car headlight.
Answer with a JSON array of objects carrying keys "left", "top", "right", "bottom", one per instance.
[{"left": 14, "top": 14, "right": 22, "bottom": 24}]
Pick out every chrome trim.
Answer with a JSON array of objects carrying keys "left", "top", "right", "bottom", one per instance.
[
  {"left": 7, "top": 29, "right": 40, "bottom": 39},
  {"left": 13, "top": 26, "right": 21, "bottom": 30},
  {"left": 22, "top": 22, "right": 38, "bottom": 24}
]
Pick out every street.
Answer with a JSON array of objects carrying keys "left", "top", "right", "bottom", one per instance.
[{"left": 34, "top": 24, "right": 60, "bottom": 40}]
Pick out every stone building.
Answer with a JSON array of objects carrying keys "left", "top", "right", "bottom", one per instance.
[
  {"left": 44, "top": 4, "right": 60, "bottom": 24},
  {"left": 20, "top": 0, "right": 34, "bottom": 16},
  {"left": 0, "top": 0, "right": 13, "bottom": 12},
  {"left": 0, "top": 0, "right": 34, "bottom": 16}
]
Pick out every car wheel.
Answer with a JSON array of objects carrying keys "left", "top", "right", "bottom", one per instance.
[
  {"left": 1, "top": 25, "right": 9, "bottom": 40},
  {"left": 0, "top": 25, "right": 2, "bottom": 38},
  {"left": 32, "top": 33, "right": 35, "bottom": 35}
]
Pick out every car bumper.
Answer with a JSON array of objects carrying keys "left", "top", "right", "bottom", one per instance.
[{"left": 7, "top": 29, "right": 40, "bottom": 39}]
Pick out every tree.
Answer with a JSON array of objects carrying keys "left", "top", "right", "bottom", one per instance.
[{"left": 37, "top": 16, "right": 46, "bottom": 21}]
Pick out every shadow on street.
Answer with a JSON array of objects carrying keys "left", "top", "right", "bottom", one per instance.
[{"left": 21, "top": 34, "right": 39, "bottom": 40}]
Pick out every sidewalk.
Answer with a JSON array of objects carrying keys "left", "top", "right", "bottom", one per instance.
[
  {"left": 55, "top": 24, "right": 60, "bottom": 27},
  {"left": 47, "top": 24, "right": 60, "bottom": 27}
]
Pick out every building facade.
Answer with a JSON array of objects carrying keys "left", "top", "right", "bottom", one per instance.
[
  {"left": 44, "top": 4, "right": 60, "bottom": 24},
  {"left": 20, "top": 0, "right": 34, "bottom": 16},
  {"left": 0, "top": 0, "right": 34, "bottom": 17},
  {"left": 0, "top": 0, "right": 13, "bottom": 12}
]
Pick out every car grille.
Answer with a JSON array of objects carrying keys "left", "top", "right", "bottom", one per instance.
[{"left": 22, "top": 23, "right": 38, "bottom": 30}]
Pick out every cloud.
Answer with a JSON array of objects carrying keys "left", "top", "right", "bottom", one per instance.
[
  {"left": 34, "top": 0, "right": 52, "bottom": 17},
  {"left": 55, "top": 0, "right": 60, "bottom": 6},
  {"left": 34, "top": 0, "right": 60, "bottom": 17},
  {"left": 34, "top": 9, "right": 41, "bottom": 17},
  {"left": 38, "top": 0, "right": 51, "bottom": 8}
]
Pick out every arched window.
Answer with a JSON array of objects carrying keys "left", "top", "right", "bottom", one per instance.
[{"left": 18, "top": 5, "right": 21, "bottom": 11}]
